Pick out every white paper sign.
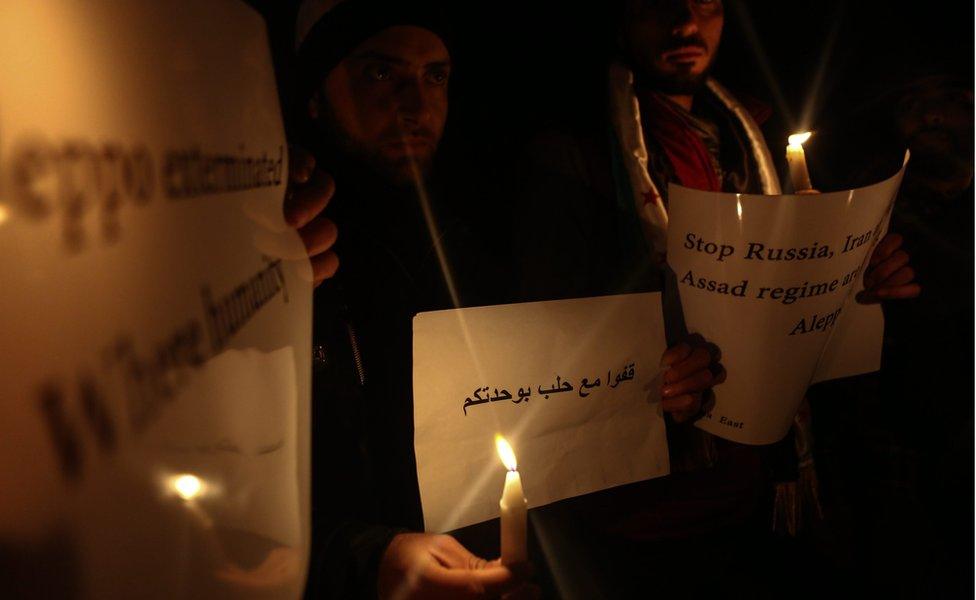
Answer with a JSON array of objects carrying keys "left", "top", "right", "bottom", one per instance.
[
  {"left": 0, "top": 2, "right": 311, "bottom": 599},
  {"left": 413, "top": 293, "right": 670, "bottom": 533},
  {"left": 666, "top": 165, "right": 906, "bottom": 445}
]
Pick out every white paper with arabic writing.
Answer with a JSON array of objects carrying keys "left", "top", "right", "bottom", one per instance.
[
  {"left": 413, "top": 293, "right": 670, "bottom": 533},
  {"left": 666, "top": 161, "right": 906, "bottom": 445}
]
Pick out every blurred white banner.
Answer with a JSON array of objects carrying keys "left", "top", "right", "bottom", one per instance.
[{"left": 0, "top": 1, "right": 311, "bottom": 598}]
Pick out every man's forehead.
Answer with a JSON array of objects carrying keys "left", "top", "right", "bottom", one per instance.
[{"left": 349, "top": 25, "right": 449, "bottom": 66}]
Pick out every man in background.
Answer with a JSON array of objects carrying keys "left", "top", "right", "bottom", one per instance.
[{"left": 290, "top": 1, "right": 533, "bottom": 598}]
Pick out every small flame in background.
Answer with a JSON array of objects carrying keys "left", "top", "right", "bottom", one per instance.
[
  {"left": 172, "top": 474, "right": 203, "bottom": 500},
  {"left": 495, "top": 435, "right": 517, "bottom": 471}
]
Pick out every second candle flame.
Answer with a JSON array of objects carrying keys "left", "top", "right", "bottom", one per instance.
[{"left": 495, "top": 435, "right": 517, "bottom": 471}]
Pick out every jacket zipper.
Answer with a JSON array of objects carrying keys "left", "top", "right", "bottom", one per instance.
[{"left": 345, "top": 322, "right": 366, "bottom": 386}]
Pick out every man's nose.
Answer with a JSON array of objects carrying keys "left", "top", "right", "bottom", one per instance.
[
  {"left": 395, "top": 78, "right": 431, "bottom": 127},
  {"left": 671, "top": 1, "right": 699, "bottom": 38}
]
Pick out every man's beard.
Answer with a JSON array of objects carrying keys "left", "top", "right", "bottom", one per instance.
[
  {"left": 645, "top": 68, "right": 710, "bottom": 96},
  {"left": 635, "top": 33, "right": 715, "bottom": 96},
  {"left": 313, "top": 108, "right": 436, "bottom": 190}
]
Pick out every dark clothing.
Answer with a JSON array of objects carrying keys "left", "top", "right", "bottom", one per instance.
[
  {"left": 807, "top": 174, "right": 974, "bottom": 598},
  {"left": 305, "top": 171, "right": 503, "bottom": 598},
  {"left": 514, "top": 124, "right": 773, "bottom": 540},
  {"left": 510, "top": 83, "right": 797, "bottom": 597},
  {"left": 514, "top": 75, "right": 782, "bottom": 519}
]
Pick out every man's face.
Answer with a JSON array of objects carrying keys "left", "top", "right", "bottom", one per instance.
[
  {"left": 311, "top": 25, "right": 450, "bottom": 186},
  {"left": 621, "top": 0, "right": 724, "bottom": 95},
  {"left": 894, "top": 81, "right": 974, "bottom": 196}
]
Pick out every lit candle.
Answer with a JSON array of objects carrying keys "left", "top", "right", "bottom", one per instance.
[
  {"left": 786, "top": 131, "right": 814, "bottom": 193},
  {"left": 495, "top": 435, "right": 527, "bottom": 565}
]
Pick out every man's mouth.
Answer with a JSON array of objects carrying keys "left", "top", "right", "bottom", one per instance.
[
  {"left": 383, "top": 137, "right": 436, "bottom": 159},
  {"left": 389, "top": 139, "right": 431, "bottom": 150},
  {"left": 662, "top": 45, "right": 706, "bottom": 64}
]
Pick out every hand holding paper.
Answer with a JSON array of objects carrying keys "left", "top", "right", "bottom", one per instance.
[
  {"left": 857, "top": 233, "right": 921, "bottom": 303},
  {"left": 660, "top": 335, "right": 727, "bottom": 423},
  {"left": 283, "top": 145, "right": 339, "bottom": 286}
]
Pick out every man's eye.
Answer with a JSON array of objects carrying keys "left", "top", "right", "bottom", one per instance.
[
  {"left": 425, "top": 69, "right": 449, "bottom": 86},
  {"left": 365, "top": 65, "right": 392, "bottom": 82}
]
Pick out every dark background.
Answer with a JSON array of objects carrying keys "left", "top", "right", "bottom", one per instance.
[
  {"left": 248, "top": 0, "right": 974, "bottom": 596},
  {"left": 253, "top": 0, "right": 974, "bottom": 185}
]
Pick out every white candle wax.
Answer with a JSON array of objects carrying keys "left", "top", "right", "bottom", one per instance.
[
  {"left": 499, "top": 469, "right": 527, "bottom": 565},
  {"left": 495, "top": 435, "right": 527, "bottom": 565},
  {"left": 786, "top": 132, "right": 814, "bottom": 192}
]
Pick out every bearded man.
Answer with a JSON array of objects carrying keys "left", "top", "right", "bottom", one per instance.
[{"left": 514, "top": 1, "right": 919, "bottom": 596}]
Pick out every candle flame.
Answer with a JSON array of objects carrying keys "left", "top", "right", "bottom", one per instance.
[
  {"left": 788, "top": 131, "right": 812, "bottom": 146},
  {"left": 495, "top": 435, "right": 517, "bottom": 471},
  {"left": 172, "top": 474, "right": 203, "bottom": 500}
]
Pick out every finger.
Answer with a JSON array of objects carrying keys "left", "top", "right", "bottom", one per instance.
[
  {"left": 711, "top": 364, "right": 727, "bottom": 385},
  {"left": 426, "top": 564, "right": 521, "bottom": 598},
  {"left": 663, "top": 394, "right": 701, "bottom": 423},
  {"left": 875, "top": 283, "right": 921, "bottom": 300},
  {"left": 702, "top": 340, "right": 722, "bottom": 363},
  {"left": 489, "top": 560, "right": 533, "bottom": 582},
  {"left": 856, "top": 282, "right": 921, "bottom": 304},
  {"left": 869, "top": 233, "right": 902, "bottom": 266},
  {"left": 875, "top": 265, "right": 915, "bottom": 289},
  {"left": 431, "top": 535, "right": 490, "bottom": 571},
  {"left": 285, "top": 171, "right": 336, "bottom": 227},
  {"left": 311, "top": 251, "right": 339, "bottom": 286},
  {"left": 865, "top": 250, "right": 910, "bottom": 289},
  {"left": 660, "top": 342, "right": 692, "bottom": 368},
  {"left": 662, "top": 393, "right": 700, "bottom": 415},
  {"left": 288, "top": 146, "right": 316, "bottom": 184},
  {"left": 662, "top": 368, "right": 713, "bottom": 398},
  {"left": 663, "top": 346, "right": 711, "bottom": 385},
  {"left": 855, "top": 289, "right": 878, "bottom": 304},
  {"left": 299, "top": 216, "right": 339, "bottom": 257}
]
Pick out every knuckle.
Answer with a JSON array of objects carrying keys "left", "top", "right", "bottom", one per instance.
[{"left": 893, "top": 266, "right": 914, "bottom": 284}]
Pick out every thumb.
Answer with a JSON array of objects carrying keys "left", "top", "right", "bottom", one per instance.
[
  {"left": 427, "top": 563, "right": 523, "bottom": 598},
  {"left": 486, "top": 559, "right": 533, "bottom": 581}
]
